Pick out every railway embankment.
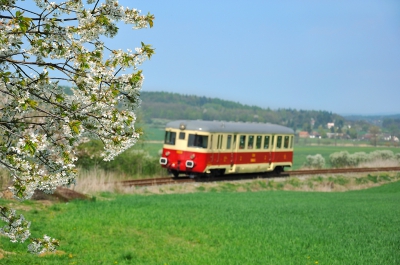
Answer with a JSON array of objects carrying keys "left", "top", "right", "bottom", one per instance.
[
  {"left": 66, "top": 167, "right": 400, "bottom": 197},
  {"left": 1, "top": 168, "right": 399, "bottom": 201}
]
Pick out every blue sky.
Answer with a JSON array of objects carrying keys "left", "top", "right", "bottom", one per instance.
[
  {"left": 123, "top": 0, "right": 400, "bottom": 115},
  {"left": 23, "top": 0, "right": 400, "bottom": 115}
]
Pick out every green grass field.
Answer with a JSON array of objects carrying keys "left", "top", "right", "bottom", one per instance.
[{"left": 1, "top": 181, "right": 399, "bottom": 264}]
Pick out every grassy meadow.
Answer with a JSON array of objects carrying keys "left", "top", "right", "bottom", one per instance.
[{"left": 1, "top": 178, "right": 399, "bottom": 264}]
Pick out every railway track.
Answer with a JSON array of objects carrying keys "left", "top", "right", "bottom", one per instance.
[
  {"left": 119, "top": 167, "right": 400, "bottom": 187},
  {"left": 288, "top": 167, "right": 400, "bottom": 176},
  {"left": 120, "top": 177, "right": 195, "bottom": 187}
]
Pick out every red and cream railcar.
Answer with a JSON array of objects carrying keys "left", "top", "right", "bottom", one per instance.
[{"left": 159, "top": 120, "right": 294, "bottom": 178}]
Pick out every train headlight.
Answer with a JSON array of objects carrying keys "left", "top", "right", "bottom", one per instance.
[
  {"left": 159, "top": 157, "right": 168, "bottom": 165},
  {"left": 186, "top": 160, "right": 194, "bottom": 168},
  {"left": 190, "top": 154, "right": 195, "bottom": 159},
  {"left": 165, "top": 151, "right": 170, "bottom": 156}
]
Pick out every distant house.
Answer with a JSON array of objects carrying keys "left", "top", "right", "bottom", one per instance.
[
  {"left": 310, "top": 132, "right": 321, "bottom": 139},
  {"left": 382, "top": 134, "right": 391, "bottom": 141},
  {"left": 361, "top": 134, "right": 372, "bottom": 140},
  {"left": 326, "top": 132, "right": 344, "bottom": 139},
  {"left": 383, "top": 134, "right": 400, "bottom": 142},
  {"left": 327, "top": 123, "right": 334, "bottom": 129},
  {"left": 299, "top": 131, "right": 309, "bottom": 138}
]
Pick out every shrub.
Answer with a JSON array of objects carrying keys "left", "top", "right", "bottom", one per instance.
[
  {"left": 333, "top": 176, "right": 350, "bottom": 185},
  {"left": 329, "top": 151, "right": 350, "bottom": 168},
  {"left": 367, "top": 174, "right": 379, "bottom": 183},
  {"left": 329, "top": 150, "right": 399, "bottom": 168},
  {"left": 304, "top": 154, "right": 325, "bottom": 169},
  {"left": 355, "top": 177, "right": 369, "bottom": 184},
  {"left": 287, "top": 177, "right": 301, "bottom": 187},
  {"left": 369, "top": 150, "right": 395, "bottom": 161},
  {"left": 351, "top": 152, "right": 369, "bottom": 165},
  {"left": 76, "top": 140, "right": 164, "bottom": 177}
]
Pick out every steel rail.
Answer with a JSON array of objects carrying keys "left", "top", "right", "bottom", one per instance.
[{"left": 288, "top": 167, "right": 400, "bottom": 176}]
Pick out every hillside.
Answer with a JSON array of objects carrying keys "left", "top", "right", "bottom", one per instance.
[{"left": 138, "top": 91, "right": 345, "bottom": 130}]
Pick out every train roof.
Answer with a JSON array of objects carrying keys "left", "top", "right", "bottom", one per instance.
[{"left": 165, "top": 120, "right": 294, "bottom": 134}]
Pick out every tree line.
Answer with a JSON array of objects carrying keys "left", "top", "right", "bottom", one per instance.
[{"left": 139, "top": 91, "right": 344, "bottom": 131}]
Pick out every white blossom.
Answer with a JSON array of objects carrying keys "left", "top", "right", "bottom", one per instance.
[{"left": 0, "top": 0, "right": 154, "bottom": 254}]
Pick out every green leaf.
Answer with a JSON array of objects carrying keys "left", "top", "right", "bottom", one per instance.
[
  {"left": 69, "top": 120, "right": 81, "bottom": 135},
  {"left": 24, "top": 141, "right": 37, "bottom": 155},
  {"left": 26, "top": 99, "right": 38, "bottom": 108},
  {"left": 56, "top": 94, "right": 64, "bottom": 103},
  {"left": 111, "top": 88, "right": 119, "bottom": 97}
]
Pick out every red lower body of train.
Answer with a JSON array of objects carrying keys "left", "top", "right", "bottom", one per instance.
[{"left": 160, "top": 147, "right": 293, "bottom": 178}]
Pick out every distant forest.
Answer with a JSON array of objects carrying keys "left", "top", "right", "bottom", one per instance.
[
  {"left": 138, "top": 91, "right": 346, "bottom": 131},
  {"left": 61, "top": 87, "right": 399, "bottom": 132}
]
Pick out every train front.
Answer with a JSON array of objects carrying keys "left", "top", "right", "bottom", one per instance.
[{"left": 159, "top": 121, "right": 209, "bottom": 178}]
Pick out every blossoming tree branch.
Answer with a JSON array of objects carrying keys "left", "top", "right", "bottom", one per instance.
[{"left": 0, "top": 0, "right": 154, "bottom": 253}]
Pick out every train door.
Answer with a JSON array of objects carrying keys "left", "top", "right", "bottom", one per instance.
[
  {"left": 273, "top": 135, "right": 284, "bottom": 173},
  {"left": 209, "top": 134, "right": 214, "bottom": 163},
  {"left": 215, "top": 134, "right": 223, "bottom": 165},
  {"left": 228, "top": 134, "right": 237, "bottom": 171},
  {"left": 262, "top": 135, "right": 271, "bottom": 167},
  {"left": 270, "top": 135, "right": 275, "bottom": 164},
  {"left": 209, "top": 134, "right": 222, "bottom": 164},
  {"left": 228, "top": 134, "right": 236, "bottom": 168}
]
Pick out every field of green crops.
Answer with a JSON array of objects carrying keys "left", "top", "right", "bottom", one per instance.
[{"left": 1, "top": 181, "right": 399, "bottom": 264}]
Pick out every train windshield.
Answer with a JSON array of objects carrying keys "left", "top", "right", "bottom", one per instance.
[
  {"left": 188, "top": 134, "right": 208, "bottom": 148},
  {"left": 164, "top": 131, "right": 176, "bottom": 145}
]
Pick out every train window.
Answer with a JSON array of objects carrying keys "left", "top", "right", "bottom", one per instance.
[
  {"left": 226, "top": 135, "right": 232, "bottom": 149},
  {"left": 239, "top": 135, "right": 246, "bottom": 149},
  {"left": 179, "top": 132, "right": 185, "bottom": 140},
  {"left": 284, "top": 136, "right": 289, "bottom": 148},
  {"left": 277, "top": 136, "right": 282, "bottom": 149},
  {"left": 188, "top": 134, "right": 208, "bottom": 148},
  {"left": 247, "top": 135, "right": 254, "bottom": 149},
  {"left": 217, "top": 135, "right": 223, "bottom": 149},
  {"left": 164, "top": 131, "right": 176, "bottom": 145},
  {"left": 263, "top": 136, "right": 270, "bottom": 149},
  {"left": 256, "top": 135, "right": 262, "bottom": 149},
  {"left": 271, "top": 136, "right": 275, "bottom": 147}
]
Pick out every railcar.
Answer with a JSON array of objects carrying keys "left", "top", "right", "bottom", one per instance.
[{"left": 159, "top": 120, "right": 294, "bottom": 178}]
